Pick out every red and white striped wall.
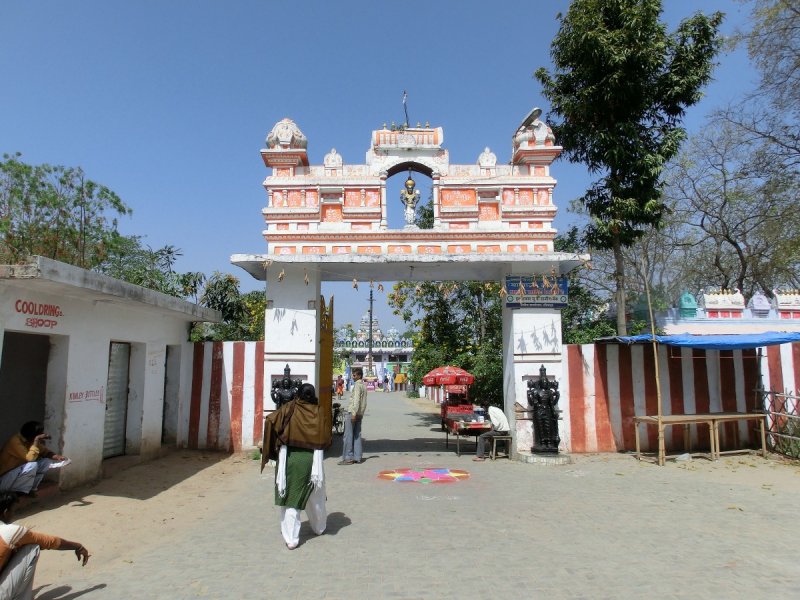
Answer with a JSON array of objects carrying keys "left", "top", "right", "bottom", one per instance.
[
  {"left": 177, "top": 340, "right": 800, "bottom": 455},
  {"left": 559, "top": 343, "right": 770, "bottom": 454},
  {"left": 180, "top": 341, "right": 265, "bottom": 452},
  {"left": 762, "top": 342, "right": 800, "bottom": 396}
]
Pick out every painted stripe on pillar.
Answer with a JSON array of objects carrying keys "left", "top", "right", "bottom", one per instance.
[
  {"left": 188, "top": 343, "right": 204, "bottom": 449},
  {"left": 792, "top": 344, "right": 800, "bottom": 395},
  {"left": 558, "top": 354, "right": 572, "bottom": 451},
  {"left": 567, "top": 345, "right": 586, "bottom": 453},
  {"left": 733, "top": 350, "right": 749, "bottom": 443},
  {"left": 618, "top": 345, "right": 635, "bottom": 450},
  {"left": 742, "top": 348, "right": 759, "bottom": 445},
  {"left": 606, "top": 345, "right": 623, "bottom": 449},
  {"left": 219, "top": 342, "right": 234, "bottom": 452},
  {"left": 198, "top": 343, "right": 213, "bottom": 448},
  {"left": 630, "top": 346, "right": 648, "bottom": 450},
  {"left": 769, "top": 345, "right": 789, "bottom": 432},
  {"left": 667, "top": 346, "right": 684, "bottom": 450},
  {"left": 593, "top": 344, "right": 615, "bottom": 452},
  {"left": 253, "top": 341, "right": 265, "bottom": 446},
  {"left": 767, "top": 345, "right": 784, "bottom": 394},
  {"left": 706, "top": 351, "right": 722, "bottom": 413},
  {"left": 756, "top": 347, "right": 776, "bottom": 434},
  {"left": 582, "top": 345, "right": 598, "bottom": 452},
  {"left": 719, "top": 350, "right": 739, "bottom": 451},
  {"left": 207, "top": 342, "right": 224, "bottom": 449},
  {"left": 693, "top": 349, "right": 711, "bottom": 450},
  {"left": 241, "top": 342, "right": 256, "bottom": 448},
  {"left": 230, "top": 342, "right": 245, "bottom": 452},
  {"left": 681, "top": 348, "right": 697, "bottom": 447},
  {"left": 653, "top": 345, "right": 673, "bottom": 450},
  {"left": 641, "top": 345, "right": 659, "bottom": 451},
  {"left": 780, "top": 342, "right": 796, "bottom": 396}
]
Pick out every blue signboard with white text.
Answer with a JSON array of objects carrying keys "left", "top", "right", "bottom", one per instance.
[{"left": 505, "top": 275, "right": 569, "bottom": 308}]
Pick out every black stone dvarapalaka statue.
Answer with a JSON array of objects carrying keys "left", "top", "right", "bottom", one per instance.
[
  {"left": 527, "top": 365, "right": 561, "bottom": 454},
  {"left": 271, "top": 364, "right": 303, "bottom": 409}
]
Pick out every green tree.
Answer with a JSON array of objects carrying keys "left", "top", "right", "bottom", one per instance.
[
  {"left": 98, "top": 236, "right": 205, "bottom": 299},
  {"left": 555, "top": 227, "right": 616, "bottom": 344},
  {"left": 240, "top": 290, "right": 266, "bottom": 340},
  {"left": 388, "top": 280, "right": 503, "bottom": 406},
  {"left": 662, "top": 122, "right": 800, "bottom": 295},
  {"left": 535, "top": 0, "right": 723, "bottom": 334},
  {"left": 192, "top": 273, "right": 265, "bottom": 341},
  {"left": 333, "top": 324, "right": 356, "bottom": 367},
  {"left": 0, "top": 153, "right": 131, "bottom": 268},
  {"left": 416, "top": 192, "right": 434, "bottom": 229},
  {"left": 722, "top": 0, "right": 799, "bottom": 171}
]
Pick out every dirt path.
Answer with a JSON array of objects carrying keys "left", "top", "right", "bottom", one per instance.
[
  {"left": 20, "top": 394, "right": 436, "bottom": 585},
  {"left": 15, "top": 450, "right": 257, "bottom": 585}
]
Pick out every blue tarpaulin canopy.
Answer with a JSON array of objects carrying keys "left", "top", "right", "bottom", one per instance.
[{"left": 609, "top": 331, "right": 800, "bottom": 350}]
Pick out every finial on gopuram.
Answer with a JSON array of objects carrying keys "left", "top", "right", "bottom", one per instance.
[
  {"left": 271, "top": 364, "right": 303, "bottom": 409},
  {"left": 526, "top": 365, "right": 561, "bottom": 454}
]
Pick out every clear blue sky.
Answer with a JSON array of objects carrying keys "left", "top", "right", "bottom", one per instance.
[{"left": 0, "top": 0, "right": 754, "bottom": 333}]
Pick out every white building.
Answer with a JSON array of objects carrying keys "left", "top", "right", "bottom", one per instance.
[{"left": 0, "top": 256, "right": 220, "bottom": 488}]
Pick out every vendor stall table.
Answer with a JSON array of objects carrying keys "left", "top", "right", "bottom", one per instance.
[{"left": 445, "top": 417, "right": 492, "bottom": 456}]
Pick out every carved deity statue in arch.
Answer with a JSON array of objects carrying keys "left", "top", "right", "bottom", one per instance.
[{"left": 400, "top": 175, "right": 421, "bottom": 226}]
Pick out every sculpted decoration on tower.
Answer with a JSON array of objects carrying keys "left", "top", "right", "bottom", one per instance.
[
  {"left": 478, "top": 147, "right": 497, "bottom": 167},
  {"left": 323, "top": 148, "right": 343, "bottom": 168},
  {"left": 513, "top": 107, "right": 555, "bottom": 152},
  {"left": 266, "top": 118, "right": 308, "bottom": 150}
]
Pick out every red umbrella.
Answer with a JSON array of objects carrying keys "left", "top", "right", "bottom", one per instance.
[{"left": 422, "top": 366, "right": 475, "bottom": 386}]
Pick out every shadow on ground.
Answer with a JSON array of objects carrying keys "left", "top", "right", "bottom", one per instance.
[
  {"left": 16, "top": 450, "right": 234, "bottom": 516},
  {"left": 33, "top": 584, "right": 108, "bottom": 599},
  {"left": 324, "top": 409, "right": 465, "bottom": 457}
]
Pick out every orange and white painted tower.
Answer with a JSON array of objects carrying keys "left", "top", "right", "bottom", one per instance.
[{"left": 234, "top": 109, "right": 587, "bottom": 446}]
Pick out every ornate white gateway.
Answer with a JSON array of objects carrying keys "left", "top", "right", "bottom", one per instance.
[{"left": 232, "top": 109, "right": 587, "bottom": 443}]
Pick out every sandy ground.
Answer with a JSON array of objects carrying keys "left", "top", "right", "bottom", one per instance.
[
  {"left": 15, "top": 450, "right": 257, "bottom": 586},
  {"left": 16, "top": 396, "right": 443, "bottom": 584},
  {"left": 12, "top": 394, "right": 800, "bottom": 596}
]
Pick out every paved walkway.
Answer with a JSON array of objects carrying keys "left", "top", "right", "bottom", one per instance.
[{"left": 20, "top": 391, "right": 800, "bottom": 599}]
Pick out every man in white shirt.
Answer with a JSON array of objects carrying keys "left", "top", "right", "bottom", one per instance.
[{"left": 474, "top": 402, "right": 510, "bottom": 461}]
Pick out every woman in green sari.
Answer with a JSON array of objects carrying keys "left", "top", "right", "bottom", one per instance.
[{"left": 262, "top": 383, "right": 331, "bottom": 549}]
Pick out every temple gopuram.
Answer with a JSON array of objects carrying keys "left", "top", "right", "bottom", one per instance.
[
  {"left": 334, "top": 313, "right": 413, "bottom": 383},
  {"left": 659, "top": 289, "right": 800, "bottom": 334},
  {"left": 243, "top": 113, "right": 559, "bottom": 257},
  {"left": 232, "top": 109, "right": 585, "bottom": 417}
]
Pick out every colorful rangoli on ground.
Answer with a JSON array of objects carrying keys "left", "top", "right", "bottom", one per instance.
[{"left": 377, "top": 468, "right": 470, "bottom": 483}]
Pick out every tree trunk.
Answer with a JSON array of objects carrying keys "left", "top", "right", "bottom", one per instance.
[{"left": 613, "top": 237, "right": 627, "bottom": 336}]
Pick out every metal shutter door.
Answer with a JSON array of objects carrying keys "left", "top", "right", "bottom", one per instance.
[{"left": 103, "top": 342, "right": 130, "bottom": 458}]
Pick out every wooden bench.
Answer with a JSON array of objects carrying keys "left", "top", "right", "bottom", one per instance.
[
  {"left": 634, "top": 415, "right": 715, "bottom": 463},
  {"left": 634, "top": 412, "right": 767, "bottom": 465},
  {"left": 490, "top": 435, "right": 513, "bottom": 460},
  {"left": 708, "top": 412, "right": 768, "bottom": 460}
]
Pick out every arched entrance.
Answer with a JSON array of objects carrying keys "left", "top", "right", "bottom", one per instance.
[{"left": 232, "top": 115, "right": 586, "bottom": 456}]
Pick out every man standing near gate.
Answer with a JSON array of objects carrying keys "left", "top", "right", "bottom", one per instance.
[{"left": 339, "top": 367, "right": 367, "bottom": 465}]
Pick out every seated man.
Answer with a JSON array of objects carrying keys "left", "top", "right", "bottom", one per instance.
[
  {"left": 0, "top": 492, "right": 90, "bottom": 598},
  {"left": 0, "top": 422, "right": 69, "bottom": 497},
  {"left": 473, "top": 402, "right": 510, "bottom": 462}
]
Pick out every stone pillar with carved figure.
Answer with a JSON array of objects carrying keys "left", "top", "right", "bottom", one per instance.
[
  {"left": 264, "top": 264, "right": 321, "bottom": 408},
  {"left": 501, "top": 270, "right": 565, "bottom": 456}
]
